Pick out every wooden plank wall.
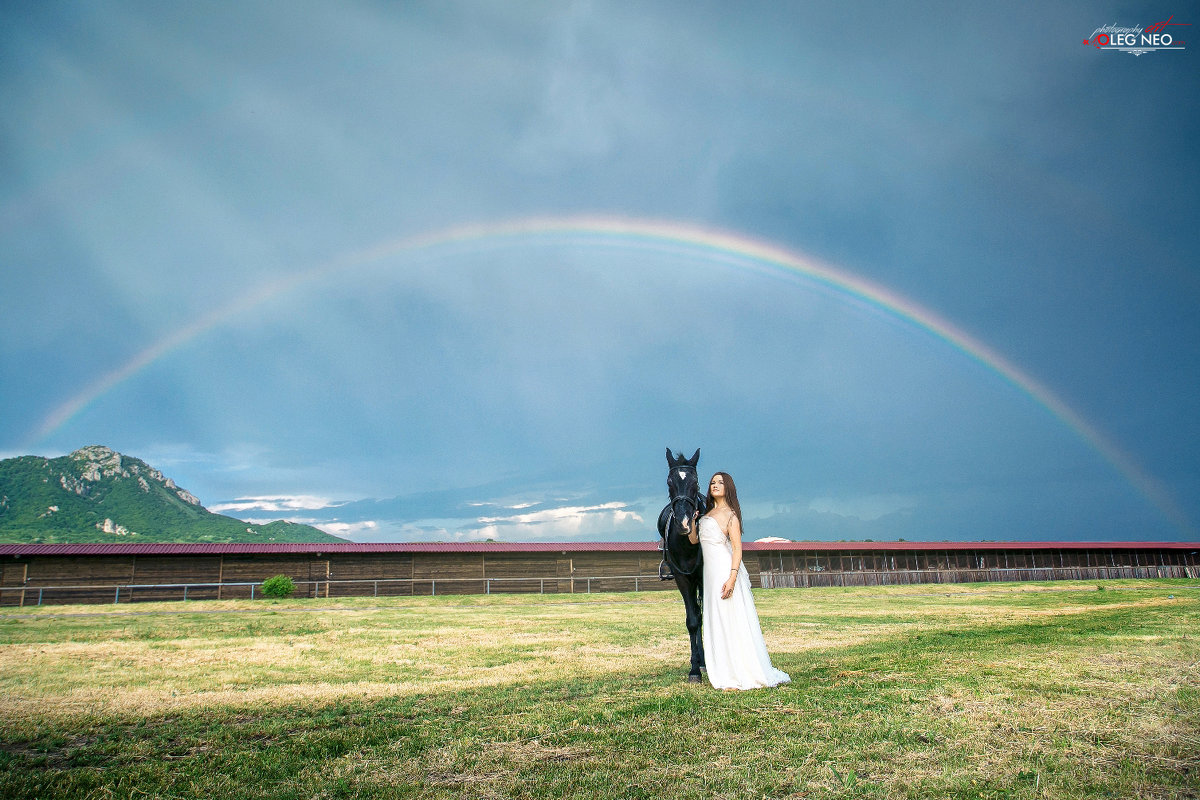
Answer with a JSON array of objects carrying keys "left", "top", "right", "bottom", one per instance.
[
  {"left": 22, "top": 556, "right": 136, "bottom": 604},
  {"left": 328, "top": 554, "right": 414, "bottom": 596},
  {"left": 754, "top": 548, "right": 1200, "bottom": 588},
  {"left": 128, "top": 556, "right": 221, "bottom": 602},
  {"left": 759, "top": 564, "right": 1199, "bottom": 587},
  {"left": 219, "top": 555, "right": 318, "bottom": 599},
  {"left": 1, "top": 545, "right": 1195, "bottom": 605},
  {"left": 568, "top": 551, "right": 662, "bottom": 593},
  {"left": 482, "top": 553, "right": 561, "bottom": 593},
  {"left": 0, "top": 561, "right": 27, "bottom": 606}
]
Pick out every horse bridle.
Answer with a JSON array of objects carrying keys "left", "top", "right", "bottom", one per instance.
[{"left": 660, "top": 466, "right": 703, "bottom": 578}]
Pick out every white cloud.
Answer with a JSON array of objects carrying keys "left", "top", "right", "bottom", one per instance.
[
  {"left": 464, "top": 501, "right": 539, "bottom": 509},
  {"left": 210, "top": 495, "right": 346, "bottom": 514},
  {"left": 310, "top": 499, "right": 654, "bottom": 543},
  {"left": 470, "top": 501, "right": 646, "bottom": 540},
  {"left": 316, "top": 520, "right": 379, "bottom": 537},
  {"left": 477, "top": 501, "right": 642, "bottom": 527}
]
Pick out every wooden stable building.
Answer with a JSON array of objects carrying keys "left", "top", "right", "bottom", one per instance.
[{"left": 0, "top": 540, "right": 1197, "bottom": 606}]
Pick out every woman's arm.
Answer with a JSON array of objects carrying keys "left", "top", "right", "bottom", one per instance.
[{"left": 721, "top": 515, "right": 743, "bottom": 599}]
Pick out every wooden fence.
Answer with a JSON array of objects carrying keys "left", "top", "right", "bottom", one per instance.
[
  {"left": 4, "top": 564, "right": 1198, "bottom": 606},
  {"left": 757, "top": 564, "right": 1199, "bottom": 588},
  {"left": 0, "top": 573, "right": 680, "bottom": 606}
]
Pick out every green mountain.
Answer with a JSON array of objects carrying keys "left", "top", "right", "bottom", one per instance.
[{"left": 0, "top": 446, "right": 346, "bottom": 544}]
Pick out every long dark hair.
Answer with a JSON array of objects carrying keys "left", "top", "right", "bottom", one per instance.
[{"left": 705, "top": 471, "right": 743, "bottom": 532}]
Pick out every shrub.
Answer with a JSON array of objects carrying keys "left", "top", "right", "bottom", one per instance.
[{"left": 261, "top": 574, "right": 296, "bottom": 599}]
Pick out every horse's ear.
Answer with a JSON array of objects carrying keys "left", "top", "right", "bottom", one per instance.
[
  {"left": 688, "top": 448, "right": 700, "bottom": 466},
  {"left": 666, "top": 448, "right": 677, "bottom": 467}
]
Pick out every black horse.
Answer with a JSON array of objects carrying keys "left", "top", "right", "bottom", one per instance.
[{"left": 657, "top": 447, "right": 705, "bottom": 682}]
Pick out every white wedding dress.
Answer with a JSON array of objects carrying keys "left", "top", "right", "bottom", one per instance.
[{"left": 699, "top": 515, "right": 791, "bottom": 690}]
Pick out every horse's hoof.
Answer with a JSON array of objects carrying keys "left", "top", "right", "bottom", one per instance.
[{"left": 687, "top": 674, "right": 702, "bottom": 684}]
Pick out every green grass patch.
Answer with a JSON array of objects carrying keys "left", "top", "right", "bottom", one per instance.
[{"left": 1, "top": 581, "right": 1198, "bottom": 798}]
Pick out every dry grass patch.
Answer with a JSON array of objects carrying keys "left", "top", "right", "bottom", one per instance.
[
  {"left": 0, "top": 596, "right": 711, "bottom": 720},
  {"left": 1, "top": 581, "right": 1197, "bottom": 800}
]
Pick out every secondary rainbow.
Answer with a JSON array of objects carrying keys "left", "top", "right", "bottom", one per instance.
[{"left": 28, "top": 215, "right": 1191, "bottom": 534}]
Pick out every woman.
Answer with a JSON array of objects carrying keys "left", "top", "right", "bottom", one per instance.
[{"left": 689, "top": 472, "right": 790, "bottom": 690}]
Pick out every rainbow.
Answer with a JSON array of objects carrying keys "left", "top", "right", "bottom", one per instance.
[{"left": 28, "top": 215, "right": 1192, "bottom": 534}]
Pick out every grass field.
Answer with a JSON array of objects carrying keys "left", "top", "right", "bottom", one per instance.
[{"left": 1, "top": 580, "right": 1197, "bottom": 799}]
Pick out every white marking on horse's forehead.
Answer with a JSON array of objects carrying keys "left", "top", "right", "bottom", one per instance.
[{"left": 677, "top": 470, "right": 688, "bottom": 481}]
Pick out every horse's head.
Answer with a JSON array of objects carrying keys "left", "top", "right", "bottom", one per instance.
[{"left": 665, "top": 448, "right": 703, "bottom": 537}]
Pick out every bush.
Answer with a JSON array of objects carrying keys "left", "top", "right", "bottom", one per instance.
[{"left": 261, "top": 574, "right": 296, "bottom": 599}]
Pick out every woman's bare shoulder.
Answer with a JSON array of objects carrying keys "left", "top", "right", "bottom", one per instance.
[{"left": 709, "top": 510, "right": 737, "bottom": 533}]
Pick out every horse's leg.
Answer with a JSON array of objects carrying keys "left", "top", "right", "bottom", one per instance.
[
  {"left": 691, "top": 574, "right": 705, "bottom": 672},
  {"left": 675, "top": 573, "right": 704, "bottom": 681}
]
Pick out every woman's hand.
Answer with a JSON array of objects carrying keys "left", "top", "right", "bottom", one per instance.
[{"left": 721, "top": 572, "right": 736, "bottom": 599}]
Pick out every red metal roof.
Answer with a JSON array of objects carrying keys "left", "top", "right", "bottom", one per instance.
[
  {"left": 0, "top": 540, "right": 1195, "bottom": 557},
  {"left": 750, "top": 540, "right": 1200, "bottom": 552},
  {"left": 0, "top": 541, "right": 657, "bottom": 556}
]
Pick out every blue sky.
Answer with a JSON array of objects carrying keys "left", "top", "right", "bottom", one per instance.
[{"left": 2, "top": 1, "right": 1197, "bottom": 543}]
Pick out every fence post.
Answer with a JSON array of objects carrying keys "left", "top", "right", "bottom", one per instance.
[
  {"left": 431, "top": 580, "right": 436, "bottom": 596},
  {"left": 183, "top": 585, "right": 188, "bottom": 601},
  {"left": 374, "top": 581, "right": 378, "bottom": 597},
  {"left": 114, "top": 586, "right": 120, "bottom": 604},
  {"left": 487, "top": 579, "right": 491, "bottom": 595},
  {"left": 250, "top": 584, "right": 255, "bottom": 600},
  {"left": 540, "top": 578, "right": 544, "bottom": 594},
  {"left": 38, "top": 588, "right": 44, "bottom": 605}
]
